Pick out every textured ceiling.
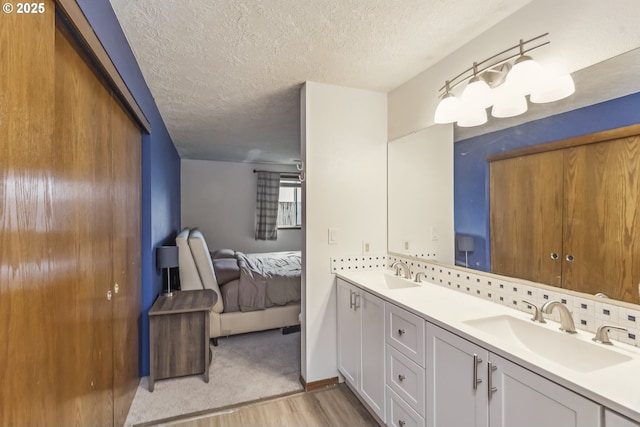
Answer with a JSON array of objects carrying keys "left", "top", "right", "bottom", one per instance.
[{"left": 109, "top": 0, "right": 530, "bottom": 164}]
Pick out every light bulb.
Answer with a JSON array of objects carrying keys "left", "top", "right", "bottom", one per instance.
[
  {"left": 506, "top": 55, "right": 543, "bottom": 95},
  {"left": 491, "top": 83, "right": 528, "bottom": 118},
  {"left": 530, "top": 73, "right": 575, "bottom": 103},
  {"left": 457, "top": 104, "right": 487, "bottom": 127},
  {"left": 461, "top": 76, "right": 493, "bottom": 109},
  {"left": 434, "top": 93, "right": 460, "bottom": 124}
]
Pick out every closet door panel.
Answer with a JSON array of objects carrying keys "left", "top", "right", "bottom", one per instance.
[
  {"left": 563, "top": 136, "right": 640, "bottom": 303},
  {"left": 111, "top": 98, "right": 142, "bottom": 427},
  {"left": 0, "top": 2, "right": 56, "bottom": 425},
  {"left": 55, "top": 23, "right": 115, "bottom": 427},
  {"left": 490, "top": 151, "right": 564, "bottom": 286}
]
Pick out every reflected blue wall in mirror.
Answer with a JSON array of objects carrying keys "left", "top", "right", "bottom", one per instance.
[{"left": 454, "top": 91, "right": 640, "bottom": 271}]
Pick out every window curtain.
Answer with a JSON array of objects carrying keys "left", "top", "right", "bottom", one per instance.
[{"left": 255, "top": 171, "right": 281, "bottom": 240}]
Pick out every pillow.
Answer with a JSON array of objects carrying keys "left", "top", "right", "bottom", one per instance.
[
  {"left": 212, "top": 258, "right": 240, "bottom": 285},
  {"left": 188, "top": 229, "right": 224, "bottom": 313},
  {"left": 211, "top": 248, "right": 236, "bottom": 259}
]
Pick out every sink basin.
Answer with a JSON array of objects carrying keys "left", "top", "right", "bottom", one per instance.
[
  {"left": 464, "top": 315, "right": 633, "bottom": 372},
  {"left": 382, "top": 273, "right": 420, "bottom": 289}
]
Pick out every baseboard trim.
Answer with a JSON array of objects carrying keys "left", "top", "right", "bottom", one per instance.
[{"left": 299, "top": 375, "right": 339, "bottom": 392}]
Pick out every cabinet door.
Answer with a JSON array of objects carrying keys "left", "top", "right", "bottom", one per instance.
[
  {"left": 563, "top": 137, "right": 640, "bottom": 304},
  {"left": 360, "top": 291, "right": 385, "bottom": 421},
  {"left": 426, "top": 324, "right": 489, "bottom": 427},
  {"left": 488, "top": 353, "right": 601, "bottom": 427},
  {"left": 490, "top": 150, "right": 564, "bottom": 287},
  {"left": 604, "top": 409, "right": 640, "bottom": 427},
  {"left": 337, "top": 279, "right": 360, "bottom": 387}
]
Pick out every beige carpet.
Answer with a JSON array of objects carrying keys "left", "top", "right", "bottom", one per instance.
[{"left": 125, "top": 329, "right": 302, "bottom": 427}]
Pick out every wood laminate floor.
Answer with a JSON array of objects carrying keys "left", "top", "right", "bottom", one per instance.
[{"left": 154, "top": 384, "right": 380, "bottom": 427}]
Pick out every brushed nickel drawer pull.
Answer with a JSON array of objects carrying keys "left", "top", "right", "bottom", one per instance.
[
  {"left": 473, "top": 353, "right": 482, "bottom": 390},
  {"left": 488, "top": 361, "right": 498, "bottom": 397},
  {"left": 398, "top": 374, "right": 406, "bottom": 382}
]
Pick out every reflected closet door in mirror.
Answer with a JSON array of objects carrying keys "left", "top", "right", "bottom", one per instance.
[{"left": 490, "top": 150, "right": 563, "bottom": 287}]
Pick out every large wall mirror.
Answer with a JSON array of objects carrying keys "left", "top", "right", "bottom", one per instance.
[{"left": 388, "top": 48, "right": 640, "bottom": 307}]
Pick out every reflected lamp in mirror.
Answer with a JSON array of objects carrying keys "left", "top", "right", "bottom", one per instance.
[
  {"left": 157, "top": 245, "right": 179, "bottom": 297},
  {"left": 434, "top": 33, "right": 575, "bottom": 127},
  {"left": 456, "top": 235, "right": 475, "bottom": 268}
]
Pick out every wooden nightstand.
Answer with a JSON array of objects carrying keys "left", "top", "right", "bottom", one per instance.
[{"left": 148, "top": 289, "right": 217, "bottom": 391}]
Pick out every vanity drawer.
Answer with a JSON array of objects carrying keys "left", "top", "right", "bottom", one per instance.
[
  {"left": 386, "top": 344, "right": 425, "bottom": 417},
  {"left": 386, "top": 302, "right": 425, "bottom": 367},
  {"left": 386, "top": 386, "right": 425, "bottom": 427}
]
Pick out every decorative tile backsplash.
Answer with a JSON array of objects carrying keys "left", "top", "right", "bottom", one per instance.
[
  {"left": 330, "top": 254, "right": 387, "bottom": 273},
  {"left": 384, "top": 254, "right": 640, "bottom": 348}
]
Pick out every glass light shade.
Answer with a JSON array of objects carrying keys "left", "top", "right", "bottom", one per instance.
[
  {"left": 530, "top": 73, "right": 575, "bottom": 103},
  {"left": 457, "top": 104, "right": 487, "bottom": 127},
  {"left": 506, "top": 55, "right": 543, "bottom": 95},
  {"left": 434, "top": 93, "right": 460, "bottom": 124},
  {"left": 461, "top": 77, "right": 493, "bottom": 109},
  {"left": 491, "top": 84, "right": 528, "bottom": 118}
]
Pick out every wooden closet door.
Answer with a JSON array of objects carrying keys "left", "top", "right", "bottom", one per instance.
[
  {"left": 0, "top": 2, "right": 56, "bottom": 426},
  {"left": 55, "top": 23, "right": 115, "bottom": 426},
  {"left": 563, "top": 136, "right": 640, "bottom": 304},
  {"left": 111, "top": 97, "right": 142, "bottom": 427},
  {"left": 490, "top": 150, "right": 564, "bottom": 286}
]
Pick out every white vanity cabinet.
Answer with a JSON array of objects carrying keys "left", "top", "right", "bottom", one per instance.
[
  {"left": 426, "top": 323, "right": 602, "bottom": 427},
  {"left": 385, "top": 302, "right": 426, "bottom": 427},
  {"left": 336, "top": 278, "right": 386, "bottom": 421},
  {"left": 605, "top": 410, "right": 640, "bottom": 427}
]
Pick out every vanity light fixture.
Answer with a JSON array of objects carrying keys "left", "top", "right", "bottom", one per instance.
[{"left": 434, "top": 33, "right": 575, "bottom": 127}]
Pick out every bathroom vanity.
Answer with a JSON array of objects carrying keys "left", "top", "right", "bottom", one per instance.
[{"left": 336, "top": 270, "right": 640, "bottom": 427}]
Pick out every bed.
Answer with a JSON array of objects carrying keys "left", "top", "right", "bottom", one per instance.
[{"left": 175, "top": 228, "right": 301, "bottom": 344}]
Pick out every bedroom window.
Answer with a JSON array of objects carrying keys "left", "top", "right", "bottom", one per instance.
[{"left": 277, "top": 175, "right": 301, "bottom": 229}]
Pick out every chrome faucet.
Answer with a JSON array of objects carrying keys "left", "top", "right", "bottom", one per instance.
[
  {"left": 391, "top": 261, "right": 411, "bottom": 279},
  {"left": 541, "top": 300, "right": 576, "bottom": 333},
  {"left": 592, "top": 324, "right": 627, "bottom": 345},
  {"left": 521, "top": 300, "right": 546, "bottom": 323},
  {"left": 414, "top": 271, "right": 427, "bottom": 283}
]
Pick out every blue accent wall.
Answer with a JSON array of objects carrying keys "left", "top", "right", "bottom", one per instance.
[
  {"left": 77, "top": 0, "right": 181, "bottom": 376},
  {"left": 454, "top": 92, "right": 640, "bottom": 271}
]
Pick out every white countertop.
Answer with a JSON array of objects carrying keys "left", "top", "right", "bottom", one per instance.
[{"left": 337, "top": 269, "right": 640, "bottom": 422}]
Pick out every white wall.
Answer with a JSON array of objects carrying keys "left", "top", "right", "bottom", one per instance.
[
  {"left": 388, "top": 0, "right": 640, "bottom": 140},
  {"left": 302, "top": 82, "right": 387, "bottom": 383},
  {"left": 388, "top": 125, "right": 454, "bottom": 263},
  {"left": 181, "top": 159, "right": 301, "bottom": 253}
]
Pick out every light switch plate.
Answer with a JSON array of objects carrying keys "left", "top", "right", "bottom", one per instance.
[{"left": 328, "top": 228, "right": 338, "bottom": 245}]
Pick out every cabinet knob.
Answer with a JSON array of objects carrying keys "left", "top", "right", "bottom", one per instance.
[
  {"left": 565, "top": 254, "right": 575, "bottom": 262},
  {"left": 398, "top": 374, "right": 406, "bottom": 382},
  {"left": 550, "top": 252, "right": 559, "bottom": 260},
  {"left": 114, "top": 282, "right": 120, "bottom": 294},
  {"left": 399, "top": 420, "right": 406, "bottom": 427},
  {"left": 398, "top": 328, "right": 405, "bottom": 336},
  {"left": 107, "top": 290, "right": 112, "bottom": 301}
]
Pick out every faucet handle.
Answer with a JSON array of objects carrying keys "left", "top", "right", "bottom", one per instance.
[
  {"left": 592, "top": 325, "right": 627, "bottom": 345},
  {"left": 522, "top": 300, "right": 546, "bottom": 323},
  {"left": 414, "top": 271, "right": 426, "bottom": 283}
]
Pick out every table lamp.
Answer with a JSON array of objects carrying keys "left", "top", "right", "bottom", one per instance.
[
  {"left": 157, "top": 245, "right": 179, "bottom": 297},
  {"left": 456, "top": 235, "right": 475, "bottom": 268}
]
